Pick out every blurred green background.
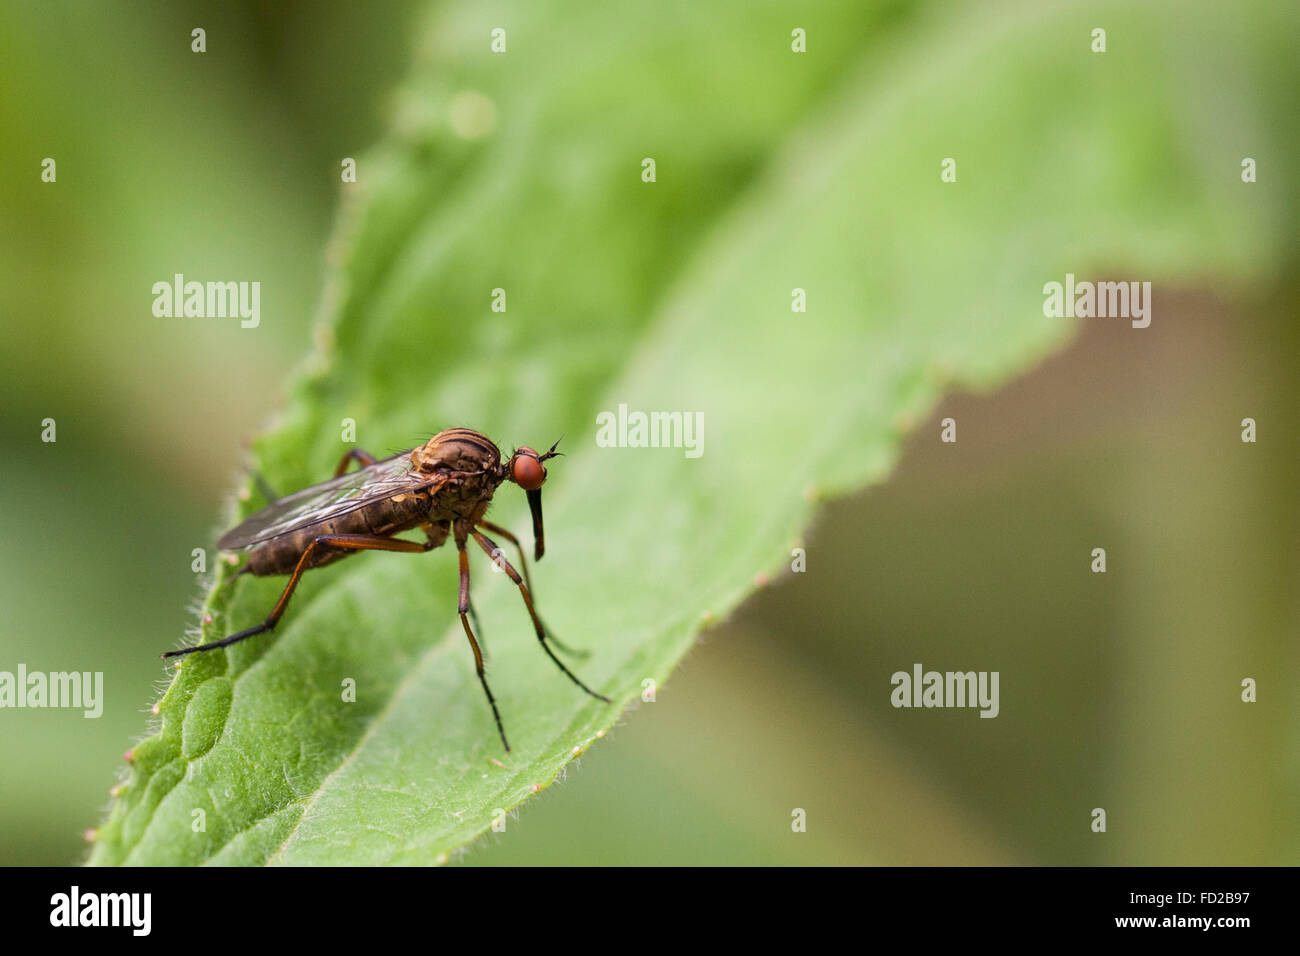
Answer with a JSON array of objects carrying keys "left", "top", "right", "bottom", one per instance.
[{"left": 1, "top": 0, "right": 1295, "bottom": 865}]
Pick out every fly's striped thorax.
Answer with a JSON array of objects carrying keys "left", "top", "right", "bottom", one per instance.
[{"left": 411, "top": 428, "right": 501, "bottom": 475}]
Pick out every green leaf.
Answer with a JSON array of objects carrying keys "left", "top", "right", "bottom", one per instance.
[{"left": 89, "top": 0, "right": 1295, "bottom": 864}]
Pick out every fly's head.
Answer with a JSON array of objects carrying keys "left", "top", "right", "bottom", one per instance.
[{"left": 505, "top": 438, "right": 561, "bottom": 560}]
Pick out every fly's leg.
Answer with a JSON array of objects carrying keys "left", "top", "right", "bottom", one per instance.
[
  {"left": 475, "top": 520, "right": 588, "bottom": 658},
  {"left": 456, "top": 526, "right": 510, "bottom": 752},
  {"left": 467, "top": 599, "right": 488, "bottom": 658},
  {"left": 475, "top": 520, "right": 538, "bottom": 595},
  {"left": 421, "top": 520, "right": 488, "bottom": 656},
  {"left": 420, "top": 520, "right": 450, "bottom": 550},
  {"left": 163, "top": 533, "right": 432, "bottom": 659},
  {"left": 333, "top": 447, "right": 378, "bottom": 478},
  {"left": 238, "top": 446, "right": 374, "bottom": 517},
  {"left": 471, "top": 529, "right": 610, "bottom": 705},
  {"left": 242, "top": 445, "right": 376, "bottom": 510}
]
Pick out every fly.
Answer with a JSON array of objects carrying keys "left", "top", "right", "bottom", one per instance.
[{"left": 163, "top": 427, "right": 609, "bottom": 752}]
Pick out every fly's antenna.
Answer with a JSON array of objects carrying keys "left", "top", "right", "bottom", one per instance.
[{"left": 539, "top": 436, "right": 563, "bottom": 462}]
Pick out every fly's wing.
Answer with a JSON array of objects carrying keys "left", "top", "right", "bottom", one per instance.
[{"left": 217, "top": 451, "right": 438, "bottom": 550}]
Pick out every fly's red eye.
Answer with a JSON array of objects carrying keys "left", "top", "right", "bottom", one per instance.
[{"left": 512, "top": 453, "right": 545, "bottom": 490}]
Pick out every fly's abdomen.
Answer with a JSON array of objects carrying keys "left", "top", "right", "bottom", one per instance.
[{"left": 245, "top": 493, "right": 430, "bottom": 576}]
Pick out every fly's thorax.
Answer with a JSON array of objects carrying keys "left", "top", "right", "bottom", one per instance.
[{"left": 411, "top": 428, "right": 501, "bottom": 475}]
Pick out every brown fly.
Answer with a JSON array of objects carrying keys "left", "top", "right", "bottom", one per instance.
[{"left": 163, "top": 427, "right": 609, "bottom": 752}]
